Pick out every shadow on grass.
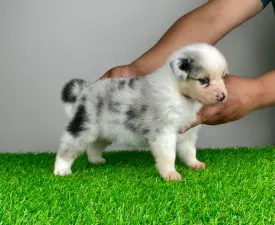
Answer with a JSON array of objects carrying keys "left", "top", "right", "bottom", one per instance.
[
  {"left": 0, "top": 151, "right": 157, "bottom": 175},
  {"left": 0, "top": 147, "right": 273, "bottom": 176}
]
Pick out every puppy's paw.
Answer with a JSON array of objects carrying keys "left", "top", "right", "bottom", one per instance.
[
  {"left": 88, "top": 157, "right": 106, "bottom": 165},
  {"left": 162, "top": 170, "right": 182, "bottom": 181},
  {"left": 189, "top": 160, "right": 205, "bottom": 170},
  {"left": 54, "top": 168, "right": 72, "bottom": 176}
]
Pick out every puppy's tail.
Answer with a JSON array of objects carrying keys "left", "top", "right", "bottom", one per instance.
[{"left": 61, "top": 78, "right": 87, "bottom": 119}]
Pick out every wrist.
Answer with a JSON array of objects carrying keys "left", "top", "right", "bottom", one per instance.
[
  {"left": 129, "top": 60, "right": 154, "bottom": 76},
  {"left": 250, "top": 77, "right": 263, "bottom": 110},
  {"left": 254, "top": 71, "right": 275, "bottom": 109},
  {"left": 225, "top": 75, "right": 260, "bottom": 112}
]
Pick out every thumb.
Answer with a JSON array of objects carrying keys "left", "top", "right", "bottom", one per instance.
[
  {"left": 187, "top": 115, "right": 203, "bottom": 130},
  {"left": 188, "top": 116, "right": 203, "bottom": 129},
  {"left": 97, "top": 65, "right": 138, "bottom": 81},
  {"left": 178, "top": 114, "right": 203, "bottom": 134}
]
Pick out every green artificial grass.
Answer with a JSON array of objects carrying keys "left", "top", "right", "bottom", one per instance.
[{"left": 0, "top": 147, "right": 274, "bottom": 225}]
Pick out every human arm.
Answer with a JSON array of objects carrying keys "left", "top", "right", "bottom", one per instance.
[
  {"left": 100, "top": 0, "right": 264, "bottom": 79},
  {"left": 99, "top": 0, "right": 274, "bottom": 129}
]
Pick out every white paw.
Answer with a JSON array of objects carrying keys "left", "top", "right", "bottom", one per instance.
[
  {"left": 189, "top": 160, "right": 205, "bottom": 170},
  {"left": 162, "top": 170, "right": 182, "bottom": 181},
  {"left": 88, "top": 157, "right": 106, "bottom": 165},
  {"left": 54, "top": 168, "right": 72, "bottom": 176}
]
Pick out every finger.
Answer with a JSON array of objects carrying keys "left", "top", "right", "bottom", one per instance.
[
  {"left": 98, "top": 74, "right": 110, "bottom": 81},
  {"left": 177, "top": 114, "right": 203, "bottom": 135},
  {"left": 179, "top": 104, "right": 221, "bottom": 133},
  {"left": 98, "top": 67, "right": 140, "bottom": 82},
  {"left": 200, "top": 104, "right": 227, "bottom": 125},
  {"left": 97, "top": 67, "right": 123, "bottom": 81},
  {"left": 188, "top": 118, "right": 202, "bottom": 130},
  {"left": 186, "top": 115, "right": 203, "bottom": 131}
]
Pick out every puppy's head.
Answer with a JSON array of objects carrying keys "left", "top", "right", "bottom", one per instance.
[{"left": 169, "top": 43, "right": 228, "bottom": 105}]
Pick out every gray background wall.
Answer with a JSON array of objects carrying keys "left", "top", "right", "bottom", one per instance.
[{"left": 1, "top": 0, "right": 274, "bottom": 153}]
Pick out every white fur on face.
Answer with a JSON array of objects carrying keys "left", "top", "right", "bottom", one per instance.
[
  {"left": 171, "top": 43, "right": 228, "bottom": 105},
  {"left": 179, "top": 76, "right": 227, "bottom": 105},
  {"left": 54, "top": 43, "right": 228, "bottom": 180}
]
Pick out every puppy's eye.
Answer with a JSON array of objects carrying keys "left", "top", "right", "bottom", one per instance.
[{"left": 198, "top": 78, "right": 209, "bottom": 85}]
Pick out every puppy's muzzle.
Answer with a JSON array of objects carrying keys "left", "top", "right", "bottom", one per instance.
[{"left": 217, "top": 92, "right": 226, "bottom": 102}]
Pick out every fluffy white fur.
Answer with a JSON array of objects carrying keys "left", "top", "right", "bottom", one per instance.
[{"left": 54, "top": 43, "right": 228, "bottom": 181}]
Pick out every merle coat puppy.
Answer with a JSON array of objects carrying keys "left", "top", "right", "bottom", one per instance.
[{"left": 54, "top": 43, "right": 228, "bottom": 181}]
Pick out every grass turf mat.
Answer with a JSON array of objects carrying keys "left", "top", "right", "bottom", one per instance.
[{"left": 0, "top": 147, "right": 274, "bottom": 225}]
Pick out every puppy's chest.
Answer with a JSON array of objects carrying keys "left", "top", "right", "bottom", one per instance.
[{"left": 177, "top": 100, "right": 202, "bottom": 129}]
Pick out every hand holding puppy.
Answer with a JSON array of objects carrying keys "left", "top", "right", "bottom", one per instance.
[{"left": 99, "top": 65, "right": 261, "bottom": 131}]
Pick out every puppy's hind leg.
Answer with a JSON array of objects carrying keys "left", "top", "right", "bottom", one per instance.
[
  {"left": 54, "top": 132, "right": 81, "bottom": 176},
  {"left": 87, "top": 140, "right": 110, "bottom": 164},
  {"left": 54, "top": 131, "right": 97, "bottom": 176},
  {"left": 148, "top": 132, "right": 182, "bottom": 181},
  {"left": 177, "top": 127, "right": 205, "bottom": 170}
]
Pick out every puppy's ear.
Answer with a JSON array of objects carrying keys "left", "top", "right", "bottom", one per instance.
[{"left": 169, "top": 58, "right": 193, "bottom": 80}]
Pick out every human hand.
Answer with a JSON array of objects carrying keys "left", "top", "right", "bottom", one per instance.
[
  {"left": 183, "top": 75, "right": 260, "bottom": 132},
  {"left": 98, "top": 65, "right": 139, "bottom": 80}
]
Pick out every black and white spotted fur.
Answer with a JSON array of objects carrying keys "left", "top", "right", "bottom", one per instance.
[{"left": 54, "top": 43, "right": 228, "bottom": 180}]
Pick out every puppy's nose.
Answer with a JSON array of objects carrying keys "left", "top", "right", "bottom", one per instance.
[{"left": 217, "top": 93, "right": 226, "bottom": 102}]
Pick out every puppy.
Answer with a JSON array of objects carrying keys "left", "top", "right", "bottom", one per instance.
[{"left": 54, "top": 43, "right": 228, "bottom": 181}]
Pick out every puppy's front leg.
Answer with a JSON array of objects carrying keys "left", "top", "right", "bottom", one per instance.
[
  {"left": 177, "top": 141, "right": 205, "bottom": 170},
  {"left": 177, "top": 128, "right": 205, "bottom": 170},
  {"left": 148, "top": 132, "right": 182, "bottom": 181}
]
